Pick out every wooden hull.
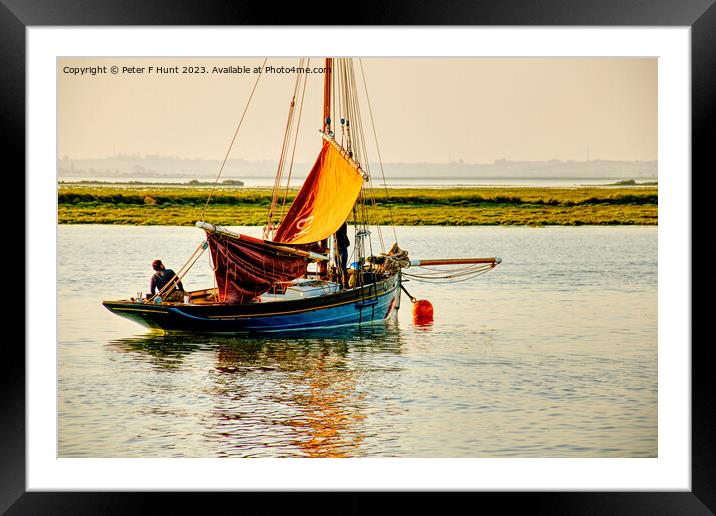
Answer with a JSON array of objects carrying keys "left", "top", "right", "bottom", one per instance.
[{"left": 102, "top": 274, "right": 400, "bottom": 334}]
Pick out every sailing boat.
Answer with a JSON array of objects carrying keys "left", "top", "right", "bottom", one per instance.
[{"left": 102, "top": 58, "right": 501, "bottom": 333}]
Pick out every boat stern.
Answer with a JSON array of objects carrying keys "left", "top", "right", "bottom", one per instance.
[{"left": 101, "top": 299, "right": 171, "bottom": 330}]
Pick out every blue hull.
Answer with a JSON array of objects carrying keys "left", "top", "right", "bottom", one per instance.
[{"left": 103, "top": 274, "right": 400, "bottom": 334}]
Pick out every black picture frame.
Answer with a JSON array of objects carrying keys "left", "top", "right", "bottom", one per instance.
[{"left": 5, "top": 0, "right": 710, "bottom": 513}]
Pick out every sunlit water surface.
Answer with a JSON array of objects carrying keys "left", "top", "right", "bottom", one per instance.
[{"left": 58, "top": 225, "right": 657, "bottom": 457}]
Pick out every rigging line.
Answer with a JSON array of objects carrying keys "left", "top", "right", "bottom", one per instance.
[
  {"left": 402, "top": 266, "right": 494, "bottom": 281},
  {"left": 342, "top": 59, "right": 375, "bottom": 258},
  {"left": 347, "top": 62, "right": 377, "bottom": 245},
  {"left": 267, "top": 58, "right": 304, "bottom": 231},
  {"left": 340, "top": 59, "right": 351, "bottom": 150},
  {"left": 340, "top": 61, "right": 359, "bottom": 243},
  {"left": 407, "top": 263, "right": 495, "bottom": 274},
  {"left": 347, "top": 60, "right": 382, "bottom": 253},
  {"left": 406, "top": 272, "right": 494, "bottom": 283},
  {"left": 200, "top": 57, "right": 268, "bottom": 221},
  {"left": 267, "top": 98, "right": 295, "bottom": 227},
  {"left": 359, "top": 58, "right": 398, "bottom": 245},
  {"left": 414, "top": 263, "right": 495, "bottom": 274},
  {"left": 342, "top": 60, "right": 352, "bottom": 148},
  {"left": 403, "top": 266, "right": 494, "bottom": 279},
  {"left": 279, "top": 62, "right": 309, "bottom": 222},
  {"left": 337, "top": 58, "right": 344, "bottom": 147},
  {"left": 405, "top": 270, "right": 492, "bottom": 281},
  {"left": 331, "top": 57, "right": 336, "bottom": 136}
]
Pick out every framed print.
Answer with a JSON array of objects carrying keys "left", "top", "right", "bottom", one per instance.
[{"left": 6, "top": 0, "right": 712, "bottom": 513}]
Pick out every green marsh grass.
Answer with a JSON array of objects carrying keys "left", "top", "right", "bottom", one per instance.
[{"left": 58, "top": 184, "right": 658, "bottom": 226}]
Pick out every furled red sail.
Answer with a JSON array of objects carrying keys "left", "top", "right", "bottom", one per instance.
[
  {"left": 273, "top": 136, "right": 364, "bottom": 245},
  {"left": 206, "top": 231, "right": 309, "bottom": 304}
]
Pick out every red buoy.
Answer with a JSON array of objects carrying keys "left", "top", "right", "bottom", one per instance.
[{"left": 412, "top": 299, "right": 434, "bottom": 323}]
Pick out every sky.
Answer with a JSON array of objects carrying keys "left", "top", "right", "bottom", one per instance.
[{"left": 58, "top": 57, "right": 657, "bottom": 164}]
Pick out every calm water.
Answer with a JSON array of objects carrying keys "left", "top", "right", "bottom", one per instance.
[{"left": 58, "top": 225, "right": 657, "bottom": 458}]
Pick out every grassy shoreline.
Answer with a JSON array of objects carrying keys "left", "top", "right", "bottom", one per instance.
[{"left": 58, "top": 184, "right": 658, "bottom": 226}]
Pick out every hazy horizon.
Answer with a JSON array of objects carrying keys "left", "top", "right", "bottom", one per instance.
[
  {"left": 59, "top": 57, "right": 657, "bottom": 165},
  {"left": 57, "top": 154, "right": 658, "bottom": 183},
  {"left": 57, "top": 153, "right": 658, "bottom": 166}
]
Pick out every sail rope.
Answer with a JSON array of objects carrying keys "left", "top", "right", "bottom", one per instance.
[
  {"left": 364, "top": 241, "right": 497, "bottom": 283},
  {"left": 359, "top": 58, "right": 399, "bottom": 246},
  {"left": 346, "top": 58, "right": 399, "bottom": 256},
  {"left": 278, "top": 64, "right": 309, "bottom": 226},
  {"left": 402, "top": 263, "right": 497, "bottom": 283},
  {"left": 266, "top": 63, "right": 301, "bottom": 232},
  {"left": 338, "top": 59, "right": 379, "bottom": 259},
  {"left": 265, "top": 59, "right": 308, "bottom": 238},
  {"left": 199, "top": 57, "right": 268, "bottom": 222},
  {"left": 349, "top": 61, "right": 380, "bottom": 255}
]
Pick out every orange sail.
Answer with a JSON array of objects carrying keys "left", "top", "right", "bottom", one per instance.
[{"left": 274, "top": 136, "right": 364, "bottom": 245}]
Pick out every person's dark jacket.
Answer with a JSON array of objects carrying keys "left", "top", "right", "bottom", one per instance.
[
  {"left": 150, "top": 269, "right": 184, "bottom": 295},
  {"left": 336, "top": 222, "right": 350, "bottom": 249},
  {"left": 335, "top": 223, "right": 350, "bottom": 268}
]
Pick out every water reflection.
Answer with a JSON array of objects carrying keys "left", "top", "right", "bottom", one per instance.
[
  {"left": 60, "top": 226, "right": 658, "bottom": 458},
  {"left": 412, "top": 320, "right": 434, "bottom": 332},
  {"left": 108, "top": 331, "right": 204, "bottom": 369},
  {"left": 107, "top": 323, "right": 405, "bottom": 457}
]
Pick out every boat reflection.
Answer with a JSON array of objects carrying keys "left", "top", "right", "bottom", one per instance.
[
  {"left": 108, "top": 322, "right": 404, "bottom": 457},
  {"left": 107, "top": 330, "right": 204, "bottom": 369}
]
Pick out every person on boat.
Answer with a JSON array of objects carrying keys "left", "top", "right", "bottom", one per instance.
[
  {"left": 149, "top": 259, "right": 184, "bottom": 301},
  {"left": 335, "top": 222, "right": 350, "bottom": 284}
]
